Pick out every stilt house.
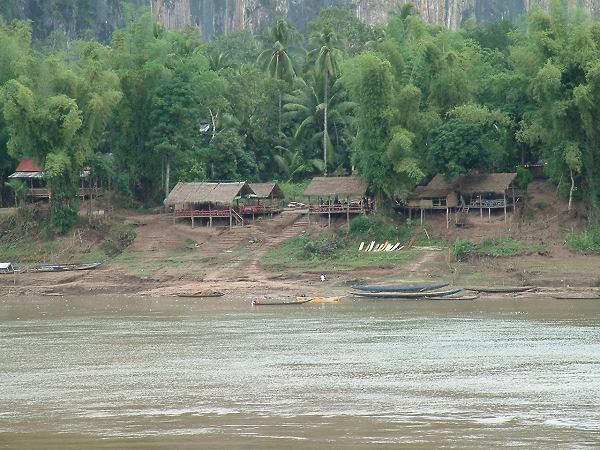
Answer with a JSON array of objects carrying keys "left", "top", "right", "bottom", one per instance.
[
  {"left": 164, "top": 182, "right": 255, "bottom": 229},
  {"left": 303, "top": 176, "right": 371, "bottom": 226}
]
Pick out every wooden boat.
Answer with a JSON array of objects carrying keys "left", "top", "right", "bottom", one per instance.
[
  {"left": 350, "top": 288, "right": 462, "bottom": 299},
  {"left": 177, "top": 291, "right": 224, "bottom": 298},
  {"left": 426, "top": 294, "right": 479, "bottom": 301},
  {"left": 252, "top": 298, "right": 312, "bottom": 306},
  {"left": 28, "top": 262, "right": 102, "bottom": 273},
  {"left": 296, "top": 296, "right": 343, "bottom": 303},
  {"left": 552, "top": 295, "right": 600, "bottom": 300},
  {"left": 350, "top": 282, "right": 449, "bottom": 293},
  {"left": 468, "top": 286, "right": 534, "bottom": 293}
]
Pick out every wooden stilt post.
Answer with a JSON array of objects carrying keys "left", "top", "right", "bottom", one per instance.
[
  {"left": 209, "top": 202, "right": 212, "bottom": 228},
  {"left": 346, "top": 196, "right": 350, "bottom": 228},
  {"left": 446, "top": 207, "right": 449, "bottom": 229},
  {"left": 191, "top": 209, "right": 195, "bottom": 229},
  {"left": 479, "top": 194, "right": 483, "bottom": 220},
  {"left": 420, "top": 208, "right": 423, "bottom": 225},
  {"left": 504, "top": 192, "right": 507, "bottom": 224},
  {"left": 488, "top": 207, "right": 491, "bottom": 223},
  {"left": 328, "top": 195, "right": 331, "bottom": 227},
  {"left": 229, "top": 207, "right": 232, "bottom": 230},
  {"left": 512, "top": 186, "right": 516, "bottom": 218}
]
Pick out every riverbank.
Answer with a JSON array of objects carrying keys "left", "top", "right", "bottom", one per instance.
[{"left": 2, "top": 190, "right": 599, "bottom": 298}]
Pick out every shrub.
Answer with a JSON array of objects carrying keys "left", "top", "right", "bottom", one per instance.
[
  {"left": 453, "top": 238, "right": 476, "bottom": 261},
  {"left": 100, "top": 223, "right": 137, "bottom": 257},
  {"left": 349, "top": 216, "right": 410, "bottom": 242},
  {"left": 303, "top": 234, "right": 348, "bottom": 258},
  {"left": 566, "top": 228, "right": 600, "bottom": 254},
  {"left": 515, "top": 166, "right": 533, "bottom": 190}
]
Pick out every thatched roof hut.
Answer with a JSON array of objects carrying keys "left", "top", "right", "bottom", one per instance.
[
  {"left": 459, "top": 173, "right": 517, "bottom": 195},
  {"left": 303, "top": 176, "right": 368, "bottom": 198},
  {"left": 249, "top": 182, "right": 284, "bottom": 199},
  {"left": 164, "top": 182, "right": 255, "bottom": 207}
]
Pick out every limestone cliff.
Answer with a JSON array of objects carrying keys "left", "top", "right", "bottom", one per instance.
[
  {"left": 153, "top": 0, "right": 600, "bottom": 40},
  {"left": 2, "top": 0, "right": 600, "bottom": 42}
]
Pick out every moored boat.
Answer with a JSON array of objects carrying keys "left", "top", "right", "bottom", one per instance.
[
  {"left": 297, "top": 296, "right": 343, "bottom": 303},
  {"left": 177, "top": 291, "right": 224, "bottom": 298},
  {"left": 467, "top": 286, "right": 535, "bottom": 293},
  {"left": 252, "top": 298, "right": 312, "bottom": 306},
  {"left": 426, "top": 294, "right": 479, "bottom": 301},
  {"left": 350, "top": 288, "right": 462, "bottom": 299},
  {"left": 351, "top": 282, "right": 449, "bottom": 292}
]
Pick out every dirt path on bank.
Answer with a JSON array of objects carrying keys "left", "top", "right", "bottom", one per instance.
[{"left": 3, "top": 189, "right": 600, "bottom": 298}]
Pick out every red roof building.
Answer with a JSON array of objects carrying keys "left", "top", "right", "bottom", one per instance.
[{"left": 14, "top": 158, "right": 43, "bottom": 173}]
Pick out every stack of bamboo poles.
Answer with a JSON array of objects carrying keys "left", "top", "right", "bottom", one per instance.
[{"left": 358, "top": 241, "right": 404, "bottom": 252}]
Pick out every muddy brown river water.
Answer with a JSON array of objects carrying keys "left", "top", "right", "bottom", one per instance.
[{"left": 1, "top": 296, "right": 599, "bottom": 449}]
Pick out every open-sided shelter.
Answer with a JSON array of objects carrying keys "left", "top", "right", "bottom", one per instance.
[
  {"left": 407, "top": 172, "right": 520, "bottom": 226},
  {"left": 242, "top": 182, "right": 285, "bottom": 218},
  {"left": 164, "top": 182, "right": 255, "bottom": 228},
  {"left": 303, "top": 176, "right": 370, "bottom": 226},
  {"left": 9, "top": 159, "right": 95, "bottom": 200}
]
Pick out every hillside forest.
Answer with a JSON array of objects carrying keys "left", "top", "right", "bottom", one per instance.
[{"left": 1, "top": 1, "right": 600, "bottom": 233}]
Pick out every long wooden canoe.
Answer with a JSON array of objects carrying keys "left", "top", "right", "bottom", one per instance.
[
  {"left": 297, "top": 296, "right": 343, "bottom": 303},
  {"left": 177, "top": 291, "right": 224, "bottom": 298},
  {"left": 350, "top": 288, "right": 462, "bottom": 299},
  {"left": 426, "top": 294, "right": 479, "bottom": 301},
  {"left": 467, "top": 286, "right": 534, "bottom": 293},
  {"left": 252, "top": 298, "right": 312, "bottom": 306},
  {"left": 552, "top": 295, "right": 600, "bottom": 300},
  {"left": 351, "top": 282, "right": 449, "bottom": 293}
]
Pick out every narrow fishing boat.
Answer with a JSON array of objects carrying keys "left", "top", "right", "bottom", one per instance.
[
  {"left": 177, "top": 291, "right": 224, "bottom": 298},
  {"left": 552, "top": 295, "right": 600, "bottom": 300},
  {"left": 252, "top": 298, "right": 313, "bottom": 306},
  {"left": 467, "top": 286, "right": 534, "bottom": 293},
  {"left": 296, "top": 296, "right": 343, "bottom": 303},
  {"left": 350, "top": 288, "right": 462, "bottom": 299},
  {"left": 28, "top": 262, "right": 102, "bottom": 273},
  {"left": 350, "top": 282, "right": 449, "bottom": 292},
  {"left": 426, "top": 294, "right": 479, "bottom": 301}
]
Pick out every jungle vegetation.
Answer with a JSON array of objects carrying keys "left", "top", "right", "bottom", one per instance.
[{"left": 1, "top": 1, "right": 600, "bottom": 232}]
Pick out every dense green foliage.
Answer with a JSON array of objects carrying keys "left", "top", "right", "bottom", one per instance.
[
  {"left": 3, "top": 2, "right": 600, "bottom": 232},
  {"left": 453, "top": 237, "right": 547, "bottom": 260},
  {"left": 566, "top": 228, "right": 600, "bottom": 254}
]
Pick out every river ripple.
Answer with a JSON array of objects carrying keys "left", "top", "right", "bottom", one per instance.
[{"left": 1, "top": 296, "right": 599, "bottom": 449}]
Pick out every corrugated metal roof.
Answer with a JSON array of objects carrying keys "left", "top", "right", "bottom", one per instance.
[{"left": 8, "top": 172, "right": 44, "bottom": 179}]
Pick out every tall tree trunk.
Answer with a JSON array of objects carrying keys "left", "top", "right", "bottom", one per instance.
[
  {"left": 323, "top": 72, "right": 328, "bottom": 176},
  {"left": 278, "top": 89, "right": 282, "bottom": 135},
  {"left": 568, "top": 169, "right": 575, "bottom": 213},
  {"left": 165, "top": 154, "right": 171, "bottom": 197}
]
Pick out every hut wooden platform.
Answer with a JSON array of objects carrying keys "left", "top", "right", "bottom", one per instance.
[
  {"left": 406, "top": 172, "right": 522, "bottom": 227},
  {"left": 303, "top": 176, "right": 371, "bottom": 226},
  {"left": 164, "top": 182, "right": 255, "bottom": 229}
]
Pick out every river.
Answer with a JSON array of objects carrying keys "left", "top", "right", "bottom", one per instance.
[{"left": 1, "top": 296, "right": 599, "bottom": 449}]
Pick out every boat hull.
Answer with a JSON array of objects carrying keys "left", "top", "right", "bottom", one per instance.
[
  {"left": 350, "top": 288, "right": 462, "bottom": 299},
  {"left": 351, "top": 282, "right": 449, "bottom": 292}
]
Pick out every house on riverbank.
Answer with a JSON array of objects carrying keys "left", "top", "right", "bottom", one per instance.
[
  {"left": 8, "top": 159, "right": 96, "bottom": 200},
  {"left": 407, "top": 172, "right": 522, "bottom": 227},
  {"left": 244, "top": 182, "right": 285, "bottom": 218},
  {"left": 303, "top": 176, "right": 371, "bottom": 226},
  {"left": 164, "top": 182, "right": 256, "bottom": 229}
]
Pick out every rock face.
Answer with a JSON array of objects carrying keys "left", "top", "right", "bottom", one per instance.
[
  {"left": 154, "top": 0, "right": 600, "bottom": 40},
  {"left": 2, "top": 0, "right": 600, "bottom": 42}
]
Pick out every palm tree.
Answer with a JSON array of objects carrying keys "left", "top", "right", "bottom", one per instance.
[
  {"left": 284, "top": 73, "right": 355, "bottom": 173},
  {"left": 309, "top": 26, "right": 342, "bottom": 174},
  {"left": 257, "top": 18, "right": 302, "bottom": 133}
]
